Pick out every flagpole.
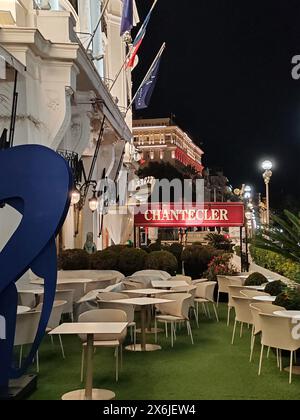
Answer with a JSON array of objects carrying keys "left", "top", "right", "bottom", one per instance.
[
  {"left": 109, "top": 0, "right": 159, "bottom": 93},
  {"left": 125, "top": 42, "right": 166, "bottom": 116},
  {"left": 86, "top": 0, "right": 111, "bottom": 51}
]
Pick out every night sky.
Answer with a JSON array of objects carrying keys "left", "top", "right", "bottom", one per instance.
[{"left": 133, "top": 0, "right": 300, "bottom": 209}]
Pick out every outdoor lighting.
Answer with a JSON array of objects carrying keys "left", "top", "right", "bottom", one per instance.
[
  {"left": 262, "top": 160, "right": 273, "bottom": 171},
  {"left": 88, "top": 189, "right": 99, "bottom": 212},
  {"left": 261, "top": 160, "right": 273, "bottom": 225},
  {"left": 244, "top": 185, "right": 252, "bottom": 193},
  {"left": 71, "top": 188, "right": 81, "bottom": 205},
  {"left": 245, "top": 210, "right": 252, "bottom": 221}
]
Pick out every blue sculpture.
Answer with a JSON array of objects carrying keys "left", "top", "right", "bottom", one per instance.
[{"left": 0, "top": 145, "right": 73, "bottom": 398}]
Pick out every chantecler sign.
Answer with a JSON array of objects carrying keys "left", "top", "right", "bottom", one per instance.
[{"left": 134, "top": 203, "right": 245, "bottom": 228}]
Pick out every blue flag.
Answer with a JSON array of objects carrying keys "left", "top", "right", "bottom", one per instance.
[
  {"left": 120, "top": 0, "right": 133, "bottom": 36},
  {"left": 135, "top": 57, "right": 162, "bottom": 110}
]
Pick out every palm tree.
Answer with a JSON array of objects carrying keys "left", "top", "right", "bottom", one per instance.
[{"left": 254, "top": 210, "right": 300, "bottom": 264}]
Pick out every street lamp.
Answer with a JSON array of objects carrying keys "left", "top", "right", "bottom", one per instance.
[
  {"left": 70, "top": 180, "right": 99, "bottom": 212},
  {"left": 70, "top": 188, "right": 81, "bottom": 206},
  {"left": 88, "top": 188, "right": 99, "bottom": 213},
  {"left": 244, "top": 185, "right": 252, "bottom": 200},
  {"left": 262, "top": 160, "right": 273, "bottom": 225}
]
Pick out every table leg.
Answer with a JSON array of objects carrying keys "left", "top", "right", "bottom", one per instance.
[
  {"left": 141, "top": 307, "right": 147, "bottom": 352},
  {"left": 61, "top": 333, "right": 115, "bottom": 400},
  {"left": 85, "top": 334, "right": 94, "bottom": 400}
]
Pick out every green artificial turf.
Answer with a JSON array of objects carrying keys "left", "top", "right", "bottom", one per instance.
[{"left": 27, "top": 304, "right": 300, "bottom": 400}]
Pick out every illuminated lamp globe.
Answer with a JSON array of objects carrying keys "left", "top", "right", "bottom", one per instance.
[
  {"left": 71, "top": 188, "right": 81, "bottom": 205},
  {"left": 262, "top": 160, "right": 273, "bottom": 171},
  {"left": 88, "top": 191, "right": 99, "bottom": 212}
]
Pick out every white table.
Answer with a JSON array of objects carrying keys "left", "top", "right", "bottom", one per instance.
[
  {"left": 123, "top": 288, "right": 171, "bottom": 296},
  {"left": 17, "top": 306, "right": 31, "bottom": 315},
  {"left": 151, "top": 280, "right": 188, "bottom": 289},
  {"left": 273, "top": 310, "right": 300, "bottom": 319},
  {"left": 244, "top": 285, "right": 266, "bottom": 291},
  {"left": 253, "top": 296, "right": 276, "bottom": 303},
  {"left": 50, "top": 322, "right": 127, "bottom": 400},
  {"left": 121, "top": 289, "right": 171, "bottom": 334},
  {"left": 111, "top": 297, "right": 174, "bottom": 352}
]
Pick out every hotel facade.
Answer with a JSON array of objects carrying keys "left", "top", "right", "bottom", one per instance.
[
  {"left": 132, "top": 118, "right": 204, "bottom": 174},
  {"left": 0, "top": 0, "right": 140, "bottom": 255}
]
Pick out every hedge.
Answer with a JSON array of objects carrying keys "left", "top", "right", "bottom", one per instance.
[{"left": 250, "top": 245, "right": 300, "bottom": 283}]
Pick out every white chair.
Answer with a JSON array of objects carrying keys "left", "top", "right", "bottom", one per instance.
[
  {"left": 231, "top": 296, "right": 253, "bottom": 345},
  {"left": 216, "top": 275, "right": 230, "bottom": 307},
  {"left": 79, "top": 309, "right": 127, "bottom": 382},
  {"left": 172, "top": 275, "right": 192, "bottom": 285},
  {"left": 41, "top": 289, "right": 74, "bottom": 321},
  {"left": 36, "top": 300, "right": 66, "bottom": 359},
  {"left": 14, "top": 310, "right": 41, "bottom": 372},
  {"left": 227, "top": 285, "right": 247, "bottom": 327},
  {"left": 56, "top": 282, "right": 85, "bottom": 302},
  {"left": 98, "top": 300, "right": 136, "bottom": 350},
  {"left": 249, "top": 302, "right": 285, "bottom": 363},
  {"left": 85, "top": 279, "right": 115, "bottom": 293},
  {"left": 171, "top": 285, "right": 198, "bottom": 327},
  {"left": 155, "top": 293, "right": 194, "bottom": 347},
  {"left": 195, "top": 281, "right": 219, "bottom": 323},
  {"left": 18, "top": 292, "right": 37, "bottom": 309},
  {"left": 258, "top": 313, "right": 300, "bottom": 384}
]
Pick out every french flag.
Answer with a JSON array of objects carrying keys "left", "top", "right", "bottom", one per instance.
[{"left": 127, "top": 1, "right": 157, "bottom": 68}]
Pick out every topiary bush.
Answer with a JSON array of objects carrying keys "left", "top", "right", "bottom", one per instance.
[
  {"left": 145, "top": 251, "right": 178, "bottom": 276},
  {"left": 107, "top": 245, "right": 129, "bottom": 255},
  {"left": 147, "top": 240, "right": 162, "bottom": 253},
  {"left": 264, "top": 280, "right": 286, "bottom": 296},
  {"left": 60, "top": 249, "right": 90, "bottom": 271},
  {"left": 244, "top": 272, "right": 268, "bottom": 286},
  {"left": 205, "top": 233, "right": 233, "bottom": 251},
  {"left": 90, "top": 249, "right": 119, "bottom": 270},
  {"left": 182, "top": 245, "right": 219, "bottom": 279},
  {"left": 118, "top": 248, "right": 148, "bottom": 276},
  {"left": 274, "top": 288, "right": 300, "bottom": 310}
]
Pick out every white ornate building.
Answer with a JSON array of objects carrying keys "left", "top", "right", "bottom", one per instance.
[{"left": 0, "top": 0, "right": 141, "bottom": 253}]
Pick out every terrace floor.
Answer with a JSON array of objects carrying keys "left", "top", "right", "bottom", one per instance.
[{"left": 27, "top": 304, "right": 300, "bottom": 400}]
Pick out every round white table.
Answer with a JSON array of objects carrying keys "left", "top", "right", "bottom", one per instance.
[
  {"left": 273, "top": 310, "right": 300, "bottom": 319},
  {"left": 273, "top": 310, "right": 300, "bottom": 375},
  {"left": 244, "top": 285, "right": 266, "bottom": 291},
  {"left": 17, "top": 306, "right": 31, "bottom": 315},
  {"left": 253, "top": 296, "right": 276, "bottom": 303}
]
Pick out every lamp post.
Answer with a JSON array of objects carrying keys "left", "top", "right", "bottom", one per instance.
[{"left": 262, "top": 160, "right": 273, "bottom": 225}]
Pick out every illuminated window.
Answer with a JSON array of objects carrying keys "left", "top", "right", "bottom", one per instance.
[
  {"left": 172, "top": 150, "right": 176, "bottom": 159},
  {"left": 150, "top": 151, "right": 154, "bottom": 160}
]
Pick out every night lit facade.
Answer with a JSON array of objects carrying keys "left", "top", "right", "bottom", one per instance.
[{"left": 133, "top": 118, "right": 204, "bottom": 174}]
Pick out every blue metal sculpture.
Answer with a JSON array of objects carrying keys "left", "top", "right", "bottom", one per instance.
[{"left": 0, "top": 145, "right": 73, "bottom": 398}]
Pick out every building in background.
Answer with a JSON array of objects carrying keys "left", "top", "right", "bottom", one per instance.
[
  {"left": 0, "top": 0, "right": 140, "bottom": 254},
  {"left": 133, "top": 118, "right": 204, "bottom": 174}
]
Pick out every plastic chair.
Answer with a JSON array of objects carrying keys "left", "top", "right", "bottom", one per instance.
[
  {"left": 195, "top": 281, "right": 219, "bottom": 323},
  {"left": 231, "top": 296, "right": 253, "bottom": 345},
  {"left": 249, "top": 302, "right": 285, "bottom": 363},
  {"left": 258, "top": 313, "right": 300, "bottom": 384},
  {"left": 227, "top": 285, "right": 247, "bottom": 327},
  {"left": 79, "top": 309, "right": 127, "bottom": 383},
  {"left": 14, "top": 310, "right": 41, "bottom": 372},
  {"left": 36, "top": 300, "right": 66, "bottom": 359},
  {"left": 56, "top": 282, "right": 85, "bottom": 303},
  {"left": 155, "top": 293, "right": 194, "bottom": 347}
]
